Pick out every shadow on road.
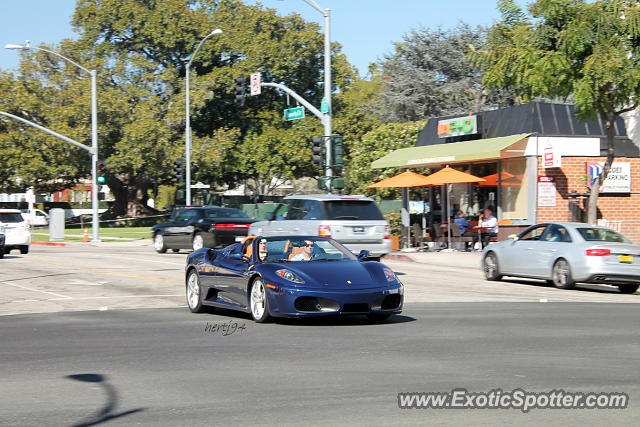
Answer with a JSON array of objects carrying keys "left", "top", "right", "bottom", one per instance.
[
  {"left": 66, "top": 373, "right": 143, "bottom": 427},
  {"left": 500, "top": 278, "right": 632, "bottom": 294}
]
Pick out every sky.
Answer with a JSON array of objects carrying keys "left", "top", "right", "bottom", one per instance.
[{"left": 0, "top": 0, "right": 509, "bottom": 78}]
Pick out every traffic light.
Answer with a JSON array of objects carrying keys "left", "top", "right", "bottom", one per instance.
[
  {"left": 312, "top": 135, "right": 324, "bottom": 167},
  {"left": 332, "top": 135, "right": 343, "bottom": 169},
  {"left": 97, "top": 160, "right": 106, "bottom": 184},
  {"left": 234, "top": 75, "right": 247, "bottom": 106},
  {"left": 174, "top": 158, "right": 184, "bottom": 184}
]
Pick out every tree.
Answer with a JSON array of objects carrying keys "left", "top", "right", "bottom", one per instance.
[
  {"left": 345, "top": 121, "right": 426, "bottom": 199},
  {"left": 473, "top": 0, "right": 640, "bottom": 223},
  {"left": 374, "top": 23, "right": 513, "bottom": 123}
]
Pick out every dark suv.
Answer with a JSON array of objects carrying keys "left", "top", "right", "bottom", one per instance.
[{"left": 151, "top": 206, "right": 256, "bottom": 253}]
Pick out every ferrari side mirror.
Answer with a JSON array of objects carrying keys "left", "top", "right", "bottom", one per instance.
[{"left": 357, "top": 250, "right": 370, "bottom": 261}]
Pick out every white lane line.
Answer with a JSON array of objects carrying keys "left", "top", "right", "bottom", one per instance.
[
  {"left": 0, "top": 280, "right": 71, "bottom": 299},
  {"left": 85, "top": 254, "right": 186, "bottom": 267},
  {"left": 47, "top": 294, "right": 183, "bottom": 301}
]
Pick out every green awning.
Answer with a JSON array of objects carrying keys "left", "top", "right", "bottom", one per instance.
[{"left": 371, "top": 133, "right": 530, "bottom": 169}]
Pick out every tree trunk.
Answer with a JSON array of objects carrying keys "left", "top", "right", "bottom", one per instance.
[
  {"left": 103, "top": 172, "right": 157, "bottom": 219},
  {"left": 586, "top": 113, "right": 616, "bottom": 224}
]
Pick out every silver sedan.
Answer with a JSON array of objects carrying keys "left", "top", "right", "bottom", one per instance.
[{"left": 481, "top": 222, "right": 640, "bottom": 293}]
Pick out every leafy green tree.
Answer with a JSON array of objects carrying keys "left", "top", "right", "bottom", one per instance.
[
  {"left": 374, "top": 23, "right": 513, "bottom": 123},
  {"left": 473, "top": 0, "right": 640, "bottom": 223},
  {"left": 345, "top": 121, "right": 426, "bottom": 198}
]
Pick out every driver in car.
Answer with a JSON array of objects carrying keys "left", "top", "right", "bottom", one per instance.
[
  {"left": 291, "top": 240, "right": 314, "bottom": 261},
  {"left": 258, "top": 240, "right": 268, "bottom": 260}
]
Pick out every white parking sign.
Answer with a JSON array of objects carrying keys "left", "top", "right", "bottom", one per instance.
[{"left": 250, "top": 72, "right": 261, "bottom": 96}]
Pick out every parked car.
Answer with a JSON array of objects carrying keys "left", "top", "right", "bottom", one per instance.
[
  {"left": 0, "top": 224, "right": 5, "bottom": 259},
  {"left": 482, "top": 222, "right": 640, "bottom": 293},
  {"left": 0, "top": 209, "right": 31, "bottom": 254},
  {"left": 185, "top": 235, "right": 403, "bottom": 322},
  {"left": 20, "top": 209, "right": 49, "bottom": 227},
  {"left": 248, "top": 195, "right": 391, "bottom": 260},
  {"left": 151, "top": 206, "right": 256, "bottom": 253}
]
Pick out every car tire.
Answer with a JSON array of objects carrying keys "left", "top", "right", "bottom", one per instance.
[
  {"left": 186, "top": 270, "right": 206, "bottom": 313},
  {"left": 154, "top": 233, "right": 167, "bottom": 253},
  {"left": 19, "top": 245, "right": 29, "bottom": 254},
  {"left": 618, "top": 283, "right": 639, "bottom": 294},
  {"left": 0, "top": 251, "right": 4, "bottom": 259},
  {"left": 367, "top": 313, "right": 391, "bottom": 322},
  {"left": 483, "top": 252, "right": 502, "bottom": 281},
  {"left": 172, "top": 249, "right": 180, "bottom": 253},
  {"left": 249, "top": 278, "right": 272, "bottom": 323},
  {"left": 552, "top": 259, "right": 575, "bottom": 289},
  {"left": 192, "top": 233, "right": 204, "bottom": 251}
]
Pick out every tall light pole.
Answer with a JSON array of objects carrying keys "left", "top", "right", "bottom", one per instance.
[
  {"left": 6, "top": 41, "right": 101, "bottom": 242},
  {"left": 303, "top": 0, "right": 332, "bottom": 193},
  {"left": 185, "top": 28, "right": 223, "bottom": 206}
]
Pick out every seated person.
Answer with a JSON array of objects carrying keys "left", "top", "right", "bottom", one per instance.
[
  {"left": 472, "top": 208, "right": 499, "bottom": 249},
  {"left": 454, "top": 210, "right": 475, "bottom": 250},
  {"left": 290, "top": 240, "right": 314, "bottom": 261}
]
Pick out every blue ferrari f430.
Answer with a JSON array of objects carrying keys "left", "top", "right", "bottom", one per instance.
[{"left": 185, "top": 235, "right": 403, "bottom": 322}]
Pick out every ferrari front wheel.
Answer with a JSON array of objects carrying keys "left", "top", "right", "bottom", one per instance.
[
  {"left": 186, "top": 270, "right": 205, "bottom": 313},
  {"left": 249, "top": 278, "right": 272, "bottom": 323}
]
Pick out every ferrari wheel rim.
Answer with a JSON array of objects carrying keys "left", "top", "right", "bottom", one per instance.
[
  {"left": 251, "top": 280, "right": 266, "bottom": 319},
  {"left": 154, "top": 234, "right": 164, "bottom": 251},
  {"left": 193, "top": 234, "right": 204, "bottom": 251},
  {"left": 187, "top": 273, "right": 200, "bottom": 309},
  {"left": 553, "top": 261, "right": 569, "bottom": 286}
]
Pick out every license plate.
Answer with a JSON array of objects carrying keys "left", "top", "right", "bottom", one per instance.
[
  {"left": 618, "top": 255, "right": 633, "bottom": 263},
  {"left": 353, "top": 226, "right": 364, "bottom": 233}
]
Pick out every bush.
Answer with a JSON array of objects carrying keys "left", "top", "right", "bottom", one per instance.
[{"left": 384, "top": 211, "right": 402, "bottom": 236}]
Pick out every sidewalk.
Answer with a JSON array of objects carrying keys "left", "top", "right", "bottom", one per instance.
[{"left": 383, "top": 249, "right": 483, "bottom": 269}]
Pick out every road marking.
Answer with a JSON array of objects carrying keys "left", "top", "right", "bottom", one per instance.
[
  {"left": 69, "top": 279, "right": 108, "bottom": 286},
  {"left": 0, "top": 280, "right": 71, "bottom": 299},
  {"left": 23, "top": 258, "right": 179, "bottom": 285},
  {"left": 47, "top": 294, "right": 183, "bottom": 301}
]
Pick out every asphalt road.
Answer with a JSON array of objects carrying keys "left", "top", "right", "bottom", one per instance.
[
  {"left": 1, "top": 241, "right": 638, "bottom": 317},
  {"left": 1, "top": 303, "right": 638, "bottom": 426}
]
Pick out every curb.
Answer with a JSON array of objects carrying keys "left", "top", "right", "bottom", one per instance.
[
  {"left": 382, "top": 254, "right": 416, "bottom": 263},
  {"left": 31, "top": 241, "right": 67, "bottom": 247}
]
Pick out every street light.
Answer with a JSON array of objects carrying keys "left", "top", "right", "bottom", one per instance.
[
  {"left": 6, "top": 41, "right": 101, "bottom": 242},
  {"left": 185, "top": 28, "right": 223, "bottom": 206},
  {"left": 302, "top": 0, "right": 332, "bottom": 193}
]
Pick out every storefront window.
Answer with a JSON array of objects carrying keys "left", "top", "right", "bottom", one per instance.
[{"left": 501, "top": 158, "right": 528, "bottom": 220}]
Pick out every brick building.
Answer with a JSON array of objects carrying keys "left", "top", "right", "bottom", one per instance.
[{"left": 371, "top": 102, "right": 640, "bottom": 242}]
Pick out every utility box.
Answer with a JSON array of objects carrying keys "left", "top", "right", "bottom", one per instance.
[{"left": 49, "top": 208, "right": 65, "bottom": 241}]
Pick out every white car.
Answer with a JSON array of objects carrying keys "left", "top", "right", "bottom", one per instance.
[
  {"left": 0, "top": 209, "right": 31, "bottom": 254},
  {"left": 20, "top": 209, "right": 49, "bottom": 227}
]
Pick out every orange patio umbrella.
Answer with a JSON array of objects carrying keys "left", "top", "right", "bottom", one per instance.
[
  {"left": 421, "top": 167, "right": 485, "bottom": 251},
  {"left": 478, "top": 171, "right": 515, "bottom": 187},
  {"left": 366, "top": 170, "right": 432, "bottom": 188}
]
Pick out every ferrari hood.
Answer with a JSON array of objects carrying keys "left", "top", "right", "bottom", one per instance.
[{"left": 268, "top": 261, "right": 388, "bottom": 289}]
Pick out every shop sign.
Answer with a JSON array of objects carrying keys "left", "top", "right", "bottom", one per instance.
[
  {"left": 587, "top": 162, "right": 630, "bottom": 193},
  {"left": 437, "top": 115, "right": 478, "bottom": 138},
  {"left": 538, "top": 176, "right": 556, "bottom": 207},
  {"left": 542, "top": 145, "right": 561, "bottom": 168}
]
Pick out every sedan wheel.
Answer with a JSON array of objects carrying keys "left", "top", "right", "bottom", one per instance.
[
  {"left": 552, "top": 259, "right": 575, "bottom": 289},
  {"left": 154, "top": 233, "right": 167, "bottom": 253},
  {"left": 618, "top": 283, "right": 639, "bottom": 294},
  {"left": 192, "top": 233, "right": 204, "bottom": 251},
  {"left": 483, "top": 252, "right": 502, "bottom": 281},
  {"left": 186, "top": 270, "right": 205, "bottom": 313},
  {"left": 250, "top": 278, "right": 272, "bottom": 323}
]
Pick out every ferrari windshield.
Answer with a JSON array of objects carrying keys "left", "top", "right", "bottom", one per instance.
[{"left": 258, "top": 237, "right": 357, "bottom": 263}]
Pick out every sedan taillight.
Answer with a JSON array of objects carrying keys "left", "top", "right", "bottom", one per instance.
[
  {"left": 585, "top": 248, "right": 611, "bottom": 256},
  {"left": 318, "top": 225, "right": 332, "bottom": 237},
  {"left": 213, "top": 224, "right": 251, "bottom": 229}
]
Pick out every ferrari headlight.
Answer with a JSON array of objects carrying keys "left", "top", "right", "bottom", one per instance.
[
  {"left": 275, "top": 269, "right": 305, "bottom": 284},
  {"left": 383, "top": 267, "right": 397, "bottom": 282}
]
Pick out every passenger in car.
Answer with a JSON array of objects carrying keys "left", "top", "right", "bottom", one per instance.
[{"left": 290, "top": 240, "right": 314, "bottom": 261}]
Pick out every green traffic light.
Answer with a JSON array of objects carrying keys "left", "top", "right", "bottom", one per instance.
[{"left": 97, "top": 176, "right": 106, "bottom": 184}]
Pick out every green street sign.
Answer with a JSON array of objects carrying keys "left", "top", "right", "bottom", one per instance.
[
  {"left": 320, "top": 97, "right": 329, "bottom": 114},
  {"left": 284, "top": 106, "right": 305, "bottom": 121}
]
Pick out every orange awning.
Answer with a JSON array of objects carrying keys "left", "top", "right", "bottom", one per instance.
[{"left": 366, "top": 171, "right": 432, "bottom": 188}]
